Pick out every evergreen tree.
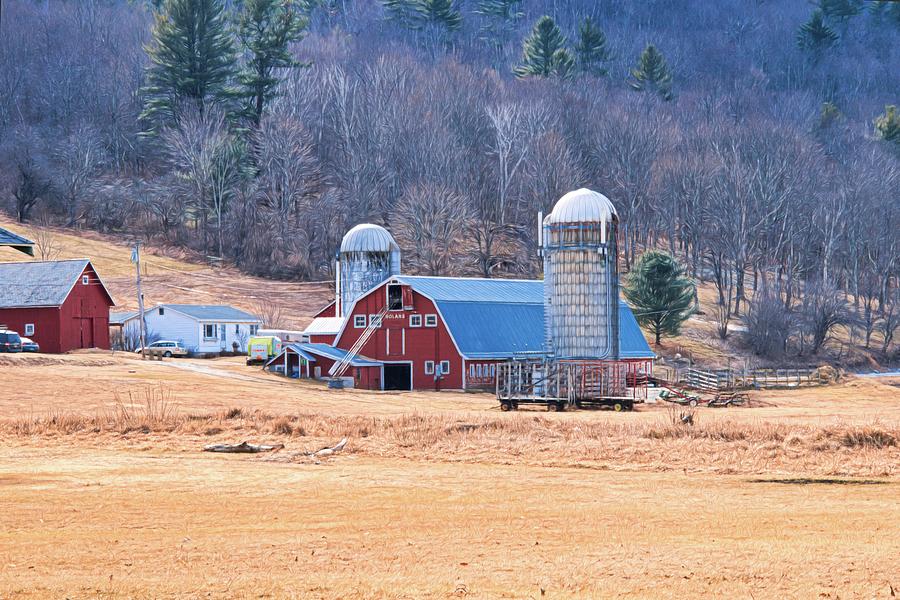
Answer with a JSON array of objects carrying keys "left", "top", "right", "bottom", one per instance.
[
  {"left": 874, "top": 105, "right": 900, "bottom": 145},
  {"left": 382, "top": 0, "right": 462, "bottom": 32},
  {"left": 236, "top": 0, "right": 308, "bottom": 126},
  {"left": 574, "top": 16, "right": 610, "bottom": 76},
  {"left": 818, "top": 0, "right": 862, "bottom": 22},
  {"left": 141, "top": 0, "right": 238, "bottom": 133},
  {"left": 514, "top": 16, "right": 574, "bottom": 79},
  {"left": 796, "top": 9, "right": 838, "bottom": 60},
  {"left": 475, "top": 0, "right": 523, "bottom": 60},
  {"left": 624, "top": 250, "right": 697, "bottom": 345},
  {"left": 630, "top": 44, "right": 673, "bottom": 100}
]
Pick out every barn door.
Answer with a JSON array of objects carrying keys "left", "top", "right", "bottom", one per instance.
[
  {"left": 80, "top": 318, "right": 94, "bottom": 348},
  {"left": 386, "top": 328, "right": 403, "bottom": 356}
]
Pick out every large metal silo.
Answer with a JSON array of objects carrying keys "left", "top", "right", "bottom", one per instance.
[
  {"left": 336, "top": 224, "right": 401, "bottom": 317},
  {"left": 541, "top": 189, "right": 619, "bottom": 360}
]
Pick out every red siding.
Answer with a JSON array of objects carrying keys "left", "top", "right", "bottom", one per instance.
[
  {"left": 308, "top": 333, "right": 337, "bottom": 345},
  {"left": 314, "top": 302, "right": 336, "bottom": 318},
  {"left": 0, "top": 263, "right": 113, "bottom": 353},
  {"left": 334, "top": 283, "right": 463, "bottom": 390}
]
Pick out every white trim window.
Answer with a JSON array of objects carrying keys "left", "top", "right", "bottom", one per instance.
[
  {"left": 409, "top": 315, "right": 422, "bottom": 328},
  {"left": 24, "top": 323, "right": 35, "bottom": 336},
  {"left": 203, "top": 324, "right": 217, "bottom": 340},
  {"left": 440, "top": 360, "right": 450, "bottom": 375},
  {"left": 424, "top": 361, "right": 435, "bottom": 375},
  {"left": 82, "top": 275, "right": 90, "bottom": 285},
  {"left": 424, "top": 314, "right": 438, "bottom": 328},
  {"left": 250, "top": 325, "right": 259, "bottom": 335},
  {"left": 354, "top": 315, "right": 367, "bottom": 328},
  {"left": 369, "top": 314, "right": 383, "bottom": 327}
]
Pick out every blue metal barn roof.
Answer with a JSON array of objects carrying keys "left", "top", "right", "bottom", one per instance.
[
  {"left": 296, "top": 342, "right": 382, "bottom": 366},
  {"left": 0, "top": 226, "right": 34, "bottom": 256},
  {"left": 395, "top": 276, "right": 654, "bottom": 360}
]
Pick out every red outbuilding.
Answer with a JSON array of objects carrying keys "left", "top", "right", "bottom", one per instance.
[{"left": 0, "top": 259, "right": 115, "bottom": 353}]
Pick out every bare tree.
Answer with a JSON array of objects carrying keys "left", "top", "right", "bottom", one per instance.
[
  {"left": 800, "top": 282, "right": 850, "bottom": 355},
  {"left": 29, "top": 217, "right": 63, "bottom": 261},
  {"left": 393, "top": 182, "right": 472, "bottom": 275}
]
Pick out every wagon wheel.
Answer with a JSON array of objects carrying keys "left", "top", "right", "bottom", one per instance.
[
  {"left": 613, "top": 402, "right": 624, "bottom": 412},
  {"left": 500, "top": 401, "right": 511, "bottom": 412},
  {"left": 547, "top": 402, "right": 559, "bottom": 412}
]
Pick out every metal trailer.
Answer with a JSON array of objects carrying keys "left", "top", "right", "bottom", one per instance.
[{"left": 496, "top": 359, "right": 644, "bottom": 412}]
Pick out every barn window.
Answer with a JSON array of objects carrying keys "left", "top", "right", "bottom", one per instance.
[
  {"left": 25, "top": 324, "right": 34, "bottom": 336},
  {"left": 158, "top": 307, "right": 165, "bottom": 316},
  {"left": 204, "top": 324, "right": 217, "bottom": 340},
  {"left": 476, "top": 364, "right": 483, "bottom": 378},
  {"left": 82, "top": 275, "right": 89, "bottom": 285},
  {"left": 440, "top": 360, "right": 450, "bottom": 375},
  {"left": 424, "top": 361, "right": 434, "bottom": 375},
  {"left": 354, "top": 315, "right": 366, "bottom": 328},
  {"left": 409, "top": 315, "right": 422, "bottom": 328},
  {"left": 424, "top": 314, "right": 437, "bottom": 327},
  {"left": 387, "top": 284, "right": 403, "bottom": 311},
  {"left": 469, "top": 364, "right": 475, "bottom": 378},
  {"left": 369, "top": 314, "right": 382, "bottom": 327}
]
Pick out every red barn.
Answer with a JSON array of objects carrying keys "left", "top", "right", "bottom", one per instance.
[
  {"left": 287, "top": 275, "right": 654, "bottom": 391},
  {"left": 0, "top": 259, "right": 115, "bottom": 353}
]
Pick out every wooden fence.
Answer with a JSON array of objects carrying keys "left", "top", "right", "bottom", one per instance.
[{"left": 675, "top": 367, "right": 824, "bottom": 391}]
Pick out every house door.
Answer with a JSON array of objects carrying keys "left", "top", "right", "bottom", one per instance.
[{"left": 80, "top": 318, "right": 94, "bottom": 348}]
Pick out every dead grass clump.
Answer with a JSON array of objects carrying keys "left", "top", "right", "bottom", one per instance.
[
  {"left": 269, "top": 416, "right": 294, "bottom": 436},
  {"left": 840, "top": 426, "right": 897, "bottom": 449},
  {"left": 111, "top": 386, "right": 179, "bottom": 434},
  {"left": 223, "top": 407, "right": 244, "bottom": 420}
]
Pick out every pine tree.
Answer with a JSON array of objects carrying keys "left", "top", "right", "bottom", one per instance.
[
  {"left": 874, "top": 105, "right": 900, "bottom": 145},
  {"left": 574, "top": 16, "right": 610, "bottom": 76},
  {"left": 623, "top": 250, "right": 697, "bottom": 345},
  {"left": 236, "top": 0, "right": 308, "bottom": 126},
  {"left": 514, "top": 16, "right": 574, "bottom": 79},
  {"left": 141, "top": 0, "right": 238, "bottom": 133},
  {"left": 475, "top": 0, "right": 523, "bottom": 60},
  {"left": 796, "top": 9, "right": 838, "bottom": 60},
  {"left": 818, "top": 0, "right": 862, "bottom": 22},
  {"left": 382, "top": 0, "right": 462, "bottom": 32},
  {"left": 630, "top": 44, "right": 673, "bottom": 100}
]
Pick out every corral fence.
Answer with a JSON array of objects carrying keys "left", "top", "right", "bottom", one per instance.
[{"left": 664, "top": 366, "right": 828, "bottom": 392}]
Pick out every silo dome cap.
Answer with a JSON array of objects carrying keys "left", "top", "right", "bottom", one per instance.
[
  {"left": 546, "top": 188, "right": 618, "bottom": 224},
  {"left": 340, "top": 223, "right": 399, "bottom": 253}
]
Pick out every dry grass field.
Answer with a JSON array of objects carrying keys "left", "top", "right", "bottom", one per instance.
[
  {"left": 3, "top": 223, "right": 900, "bottom": 597},
  {"left": 2, "top": 353, "right": 900, "bottom": 598}
]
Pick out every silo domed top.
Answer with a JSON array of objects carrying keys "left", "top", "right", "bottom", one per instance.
[
  {"left": 546, "top": 188, "right": 618, "bottom": 224},
  {"left": 340, "top": 223, "right": 399, "bottom": 253}
]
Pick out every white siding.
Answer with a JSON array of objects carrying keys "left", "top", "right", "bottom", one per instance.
[{"left": 123, "top": 306, "right": 259, "bottom": 354}]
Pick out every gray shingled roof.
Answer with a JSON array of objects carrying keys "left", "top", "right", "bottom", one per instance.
[
  {"left": 0, "top": 259, "right": 103, "bottom": 308},
  {"left": 164, "top": 304, "right": 260, "bottom": 322},
  {"left": 0, "top": 227, "right": 34, "bottom": 256}
]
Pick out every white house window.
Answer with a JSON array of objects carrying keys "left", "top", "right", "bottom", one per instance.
[
  {"left": 424, "top": 361, "right": 435, "bottom": 375},
  {"left": 158, "top": 307, "right": 165, "bottom": 316},
  {"left": 369, "top": 314, "right": 382, "bottom": 327},
  {"left": 409, "top": 315, "right": 422, "bottom": 328},
  {"left": 354, "top": 315, "right": 367, "bottom": 328},
  {"left": 82, "top": 275, "right": 89, "bottom": 285},
  {"left": 250, "top": 325, "right": 259, "bottom": 335},
  {"left": 440, "top": 360, "right": 450, "bottom": 375},
  {"left": 24, "top": 324, "right": 35, "bottom": 336},
  {"left": 203, "top": 324, "right": 217, "bottom": 340},
  {"left": 235, "top": 324, "right": 240, "bottom": 334},
  {"left": 424, "top": 314, "right": 438, "bottom": 327}
]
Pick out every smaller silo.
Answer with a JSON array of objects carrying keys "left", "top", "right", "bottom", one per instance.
[{"left": 337, "top": 224, "right": 401, "bottom": 317}]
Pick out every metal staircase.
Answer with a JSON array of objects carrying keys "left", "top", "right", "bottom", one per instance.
[{"left": 328, "top": 305, "right": 388, "bottom": 379}]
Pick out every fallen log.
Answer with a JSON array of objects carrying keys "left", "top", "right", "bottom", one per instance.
[
  {"left": 309, "top": 438, "right": 348, "bottom": 458},
  {"left": 203, "top": 441, "right": 284, "bottom": 453}
]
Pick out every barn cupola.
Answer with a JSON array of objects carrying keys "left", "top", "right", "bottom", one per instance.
[
  {"left": 540, "top": 188, "right": 620, "bottom": 360},
  {"left": 336, "top": 224, "right": 401, "bottom": 317}
]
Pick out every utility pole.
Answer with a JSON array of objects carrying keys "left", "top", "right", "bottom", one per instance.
[{"left": 132, "top": 242, "right": 147, "bottom": 360}]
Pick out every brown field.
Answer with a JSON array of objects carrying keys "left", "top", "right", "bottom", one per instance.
[
  {"left": 4, "top": 223, "right": 900, "bottom": 597},
  {"left": 2, "top": 353, "right": 900, "bottom": 598}
]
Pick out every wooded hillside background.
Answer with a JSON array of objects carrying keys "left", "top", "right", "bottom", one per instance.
[{"left": 1, "top": 0, "right": 899, "bottom": 360}]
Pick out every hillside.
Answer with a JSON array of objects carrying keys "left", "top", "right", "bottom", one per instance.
[{"left": 0, "top": 218, "right": 331, "bottom": 331}]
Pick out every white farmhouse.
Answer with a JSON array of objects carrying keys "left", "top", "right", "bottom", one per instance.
[{"left": 121, "top": 304, "right": 261, "bottom": 354}]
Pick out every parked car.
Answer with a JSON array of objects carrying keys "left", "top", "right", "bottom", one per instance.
[
  {"left": 136, "top": 340, "right": 189, "bottom": 358},
  {"left": 20, "top": 337, "right": 40, "bottom": 353},
  {"left": 0, "top": 330, "right": 22, "bottom": 353}
]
